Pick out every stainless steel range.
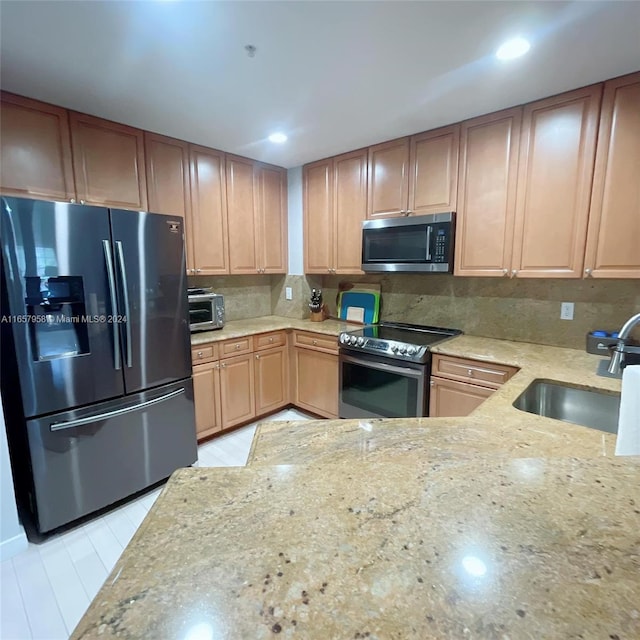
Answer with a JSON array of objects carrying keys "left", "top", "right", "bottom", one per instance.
[{"left": 338, "top": 322, "right": 462, "bottom": 419}]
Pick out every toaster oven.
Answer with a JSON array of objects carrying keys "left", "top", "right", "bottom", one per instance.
[{"left": 188, "top": 288, "right": 225, "bottom": 332}]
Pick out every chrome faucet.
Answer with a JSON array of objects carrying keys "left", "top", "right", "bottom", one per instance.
[{"left": 608, "top": 312, "right": 640, "bottom": 375}]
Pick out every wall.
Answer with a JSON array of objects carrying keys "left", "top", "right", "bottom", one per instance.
[
  {"left": 0, "top": 402, "right": 27, "bottom": 560},
  {"left": 320, "top": 274, "right": 640, "bottom": 349}
]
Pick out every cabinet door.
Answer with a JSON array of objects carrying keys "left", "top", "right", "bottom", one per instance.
[
  {"left": 512, "top": 85, "right": 602, "bottom": 278},
  {"left": 585, "top": 72, "right": 640, "bottom": 278},
  {"left": 293, "top": 348, "right": 338, "bottom": 418},
  {"left": 334, "top": 149, "right": 367, "bottom": 274},
  {"left": 429, "top": 376, "right": 493, "bottom": 417},
  {"left": 455, "top": 108, "right": 522, "bottom": 276},
  {"left": 192, "top": 361, "right": 222, "bottom": 440},
  {"left": 219, "top": 353, "right": 256, "bottom": 428},
  {"left": 303, "top": 159, "right": 334, "bottom": 273},
  {"left": 367, "top": 138, "right": 410, "bottom": 218},
  {"left": 69, "top": 112, "right": 147, "bottom": 210},
  {"left": 189, "top": 145, "right": 229, "bottom": 274},
  {"left": 0, "top": 93, "right": 76, "bottom": 201},
  {"left": 144, "top": 133, "right": 193, "bottom": 271},
  {"left": 254, "top": 346, "right": 288, "bottom": 415},
  {"left": 226, "top": 154, "right": 259, "bottom": 274},
  {"left": 256, "top": 163, "right": 288, "bottom": 273},
  {"left": 408, "top": 125, "right": 459, "bottom": 215}
]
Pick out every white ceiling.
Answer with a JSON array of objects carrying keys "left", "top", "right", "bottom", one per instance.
[{"left": 1, "top": 1, "right": 639, "bottom": 168}]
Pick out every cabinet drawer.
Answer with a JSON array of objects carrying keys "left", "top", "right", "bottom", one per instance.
[
  {"left": 254, "top": 330, "right": 287, "bottom": 351},
  {"left": 220, "top": 336, "right": 253, "bottom": 357},
  {"left": 432, "top": 354, "right": 517, "bottom": 389},
  {"left": 191, "top": 344, "right": 218, "bottom": 364},
  {"left": 293, "top": 330, "right": 339, "bottom": 354}
]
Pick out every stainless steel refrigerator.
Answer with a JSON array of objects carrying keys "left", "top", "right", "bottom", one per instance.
[{"left": 1, "top": 197, "right": 197, "bottom": 535}]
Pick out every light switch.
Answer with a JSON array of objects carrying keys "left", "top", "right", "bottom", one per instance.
[
  {"left": 285, "top": 287, "right": 293, "bottom": 300},
  {"left": 560, "top": 302, "right": 574, "bottom": 320}
]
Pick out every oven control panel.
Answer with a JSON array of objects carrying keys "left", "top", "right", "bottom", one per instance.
[{"left": 339, "top": 333, "right": 428, "bottom": 363}]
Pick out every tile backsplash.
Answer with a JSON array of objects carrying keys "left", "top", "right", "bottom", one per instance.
[
  {"left": 320, "top": 274, "right": 640, "bottom": 349},
  {"left": 189, "top": 273, "right": 639, "bottom": 349}
]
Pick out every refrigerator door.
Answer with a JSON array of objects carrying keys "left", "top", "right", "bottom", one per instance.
[
  {"left": 26, "top": 378, "right": 197, "bottom": 533},
  {"left": 110, "top": 209, "right": 191, "bottom": 394},
  {"left": 0, "top": 197, "right": 125, "bottom": 417}
]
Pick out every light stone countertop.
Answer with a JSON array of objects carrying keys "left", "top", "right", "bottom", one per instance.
[
  {"left": 190, "top": 316, "right": 360, "bottom": 345},
  {"left": 72, "top": 457, "right": 640, "bottom": 639},
  {"left": 71, "top": 321, "right": 639, "bottom": 639}
]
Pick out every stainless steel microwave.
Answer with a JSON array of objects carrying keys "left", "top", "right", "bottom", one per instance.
[
  {"left": 188, "top": 288, "right": 225, "bottom": 332},
  {"left": 361, "top": 212, "right": 455, "bottom": 273}
]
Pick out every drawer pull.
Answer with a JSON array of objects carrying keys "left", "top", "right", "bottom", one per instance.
[
  {"left": 313, "top": 339, "right": 318, "bottom": 345},
  {"left": 235, "top": 344, "right": 241, "bottom": 350},
  {"left": 468, "top": 369, "right": 473, "bottom": 376},
  {"left": 197, "top": 351, "right": 203, "bottom": 358},
  {"left": 269, "top": 337, "right": 274, "bottom": 343}
]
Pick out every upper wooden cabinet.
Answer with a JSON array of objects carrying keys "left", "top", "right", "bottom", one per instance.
[
  {"left": 366, "top": 127, "right": 459, "bottom": 220},
  {"left": 304, "top": 159, "right": 334, "bottom": 273},
  {"left": 69, "top": 112, "right": 147, "bottom": 210},
  {"left": 367, "top": 138, "right": 410, "bottom": 218},
  {"left": 189, "top": 145, "right": 229, "bottom": 275},
  {"left": 144, "top": 133, "right": 193, "bottom": 271},
  {"left": 584, "top": 72, "right": 640, "bottom": 278},
  {"left": 0, "top": 92, "right": 76, "bottom": 201},
  {"left": 408, "top": 125, "right": 459, "bottom": 215},
  {"left": 255, "top": 163, "right": 287, "bottom": 274},
  {"left": 226, "top": 154, "right": 258, "bottom": 274},
  {"left": 511, "top": 85, "right": 602, "bottom": 278},
  {"left": 455, "top": 108, "right": 522, "bottom": 277},
  {"left": 303, "top": 150, "right": 367, "bottom": 274}
]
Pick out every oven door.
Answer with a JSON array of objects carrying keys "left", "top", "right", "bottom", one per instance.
[
  {"left": 339, "top": 351, "right": 428, "bottom": 419},
  {"left": 188, "top": 296, "right": 215, "bottom": 332}
]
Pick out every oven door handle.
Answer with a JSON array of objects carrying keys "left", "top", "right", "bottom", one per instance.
[{"left": 341, "top": 354, "right": 425, "bottom": 377}]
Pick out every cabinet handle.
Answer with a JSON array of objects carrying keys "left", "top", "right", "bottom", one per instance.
[
  {"left": 235, "top": 344, "right": 241, "bottom": 349},
  {"left": 511, "top": 269, "right": 518, "bottom": 277},
  {"left": 585, "top": 268, "right": 592, "bottom": 277},
  {"left": 196, "top": 268, "right": 202, "bottom": 273},
  {"left": 255, "top": 355, "right": 260, "bottom": 360},
  {"left": 430, "top": 380, "right": 435, "bottom": 387},
  {"left": 312, "top": 339, "right": 318, "bottom": 345},
  {"left": 405, "top": 210, "right": 412, "bottom": 216},
  {"left": 269, "top": 337, "right": 273, "bottom": 342},
  {"left": 221, "top": 362, "right": 226, "bottom": 368},
  {"left": 80, "top": 199, "right": 85, "bottom": 205},
  {"left": 197, "top": 351, "right": 203, "bottom": 358},
  {"left": 70, "top": 198, "right": 76, "bottom": 204},
  {"left": 468, "top": 369, "right": 474, "bottom": 377},
  {"left": 502, "top": 268, "right": 509, "bottom": 276}
]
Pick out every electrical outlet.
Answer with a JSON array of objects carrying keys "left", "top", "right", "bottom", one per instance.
[
  {"left": 285, "top": 287, "right": 293, "bottom": 301},
  {"left": 560, "top": 302, "right": 574, "bottom": 320}
]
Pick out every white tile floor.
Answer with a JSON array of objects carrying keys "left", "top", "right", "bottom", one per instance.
[{"left": 0, "top": 409, "right": 311, "bottom": 640}]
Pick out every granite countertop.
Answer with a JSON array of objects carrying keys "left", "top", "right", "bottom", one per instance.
[
  {"left": 72, "top": 458, "right": 640, "bottom": 639},
  {"left": 190, "top": 316, "right": 359, "bottom": 345},
  {"left": 72, "top": 325, "right": 639, "bottom": 638}
]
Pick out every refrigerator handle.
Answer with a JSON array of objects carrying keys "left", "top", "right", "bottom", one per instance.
[
  {"left": 49, "top": 387, "right": 185, "bottom": 431},
  {"left": 102, "top": 240, "right": 121, "bottom": 371},
  {"left": 115, "top": 241, "right": 133, "bottom": 368}
]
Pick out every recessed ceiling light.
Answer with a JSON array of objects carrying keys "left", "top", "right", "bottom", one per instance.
[
  {"left": 268, "top": 133, "right": 288, "bottom": 144},
  {"left": 496, "top": 37, "right": 531, "bottom": 61}
]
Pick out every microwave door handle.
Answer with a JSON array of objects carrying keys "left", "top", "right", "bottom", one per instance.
[{"left": 425, "top": 226, "right": 432, "bottom": 261}]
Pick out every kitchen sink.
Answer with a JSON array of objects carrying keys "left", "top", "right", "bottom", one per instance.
[{"left": 513, "top": 380, "right": 621, "bottom": 434}]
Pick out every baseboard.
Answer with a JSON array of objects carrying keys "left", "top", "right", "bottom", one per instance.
[{"left": 0, "top": 528, "right": 28, "bottom": 561}]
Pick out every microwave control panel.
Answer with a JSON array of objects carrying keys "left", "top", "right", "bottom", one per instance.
[{"left": 430, "top": 224, "right": 451, "bottom": 263}]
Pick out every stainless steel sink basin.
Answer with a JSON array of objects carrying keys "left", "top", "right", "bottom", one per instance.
[{"left": 513, "top": 380, "right": 621, "bottom": 433}]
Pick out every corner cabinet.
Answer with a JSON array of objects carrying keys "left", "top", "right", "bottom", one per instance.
[
  {"left": 584, "top": 72, "right": 640, "bottom": 278},
  {"left": 227, "top": 157, "right": 288, "bottom": 275},
  {"left": 69, "top": 112, "right": 148, "bottom": 210},
  {"left": 189, "top": 145, "right": 229, "bottom": 275},
  {"left": 0, "top": 92, "right": 76, "bottom": 202},
  {"left": 303, "top": 150, "right": 367, "bottom": 274}
]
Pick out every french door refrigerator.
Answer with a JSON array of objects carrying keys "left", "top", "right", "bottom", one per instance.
[{"left": 1, "top": 197, "right": 197, "bottom": 535}]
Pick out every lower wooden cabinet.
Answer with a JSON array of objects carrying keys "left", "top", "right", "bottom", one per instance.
[
  {"left": 429, "top": 376, "right": 493, "bottom": 418},
  {"left": 255, "top": 346, "right": 288, "bottom": 415},
  {"left": 293, "top": 347, "right": 339, "bottom": 418},
  {"left": 429, "top": 353, "right": 518, "bottom": 417},
  {"left": 219, "top": 353, "right": 256, "bottom": 429},
  {"left": 192, "top": 361, "right": 222, "bottom": 439}
]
